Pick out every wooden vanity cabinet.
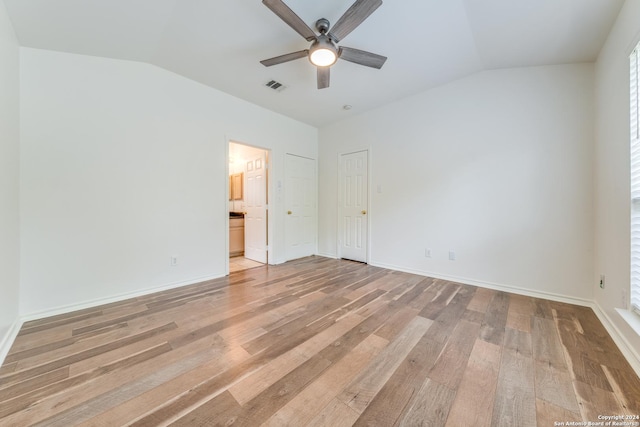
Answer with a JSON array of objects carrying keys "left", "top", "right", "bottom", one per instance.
[{"left": 229, "top": 217, "right": 244, "bottom": 256}]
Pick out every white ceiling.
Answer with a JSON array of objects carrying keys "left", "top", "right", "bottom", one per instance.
[{"left": 3, "top": 0, "right": 624, "bottom": 127}]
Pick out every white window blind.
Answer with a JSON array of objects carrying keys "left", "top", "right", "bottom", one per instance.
[{"left": 631, "top": 45, "right": 640, "bottom": 314}]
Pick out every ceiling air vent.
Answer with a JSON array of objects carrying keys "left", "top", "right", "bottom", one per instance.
[{"left": 265, "top": 79, "right": 287, "bottom": 92}]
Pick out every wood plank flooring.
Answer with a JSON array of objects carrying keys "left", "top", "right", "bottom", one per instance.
[{"left": 1, "top": 256, "right": 639, "bottom": 426}]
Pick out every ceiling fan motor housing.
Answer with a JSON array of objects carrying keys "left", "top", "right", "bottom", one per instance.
[{"left": 316, "top": 18, "right": 330, "bottom": 34}]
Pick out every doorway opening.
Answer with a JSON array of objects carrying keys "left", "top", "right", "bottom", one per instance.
[{"left": 228, "top": 141, "right": 270, "bottom": 273}]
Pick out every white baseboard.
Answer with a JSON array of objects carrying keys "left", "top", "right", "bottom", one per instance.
[
  {"left": 369, "top": 260, "right": 593, "bottom": 307},
  {"left": 0, "top": 318, "right": 23, "bottom": 367},
  {"left": 20, "top": 273, "right": 225, "bottom": 323},
  {"left": 592, "top": 304, "right": 640, "bottom": 377},
  {"left": 315, "top": 252, "right": 338, "bottom": 259}
]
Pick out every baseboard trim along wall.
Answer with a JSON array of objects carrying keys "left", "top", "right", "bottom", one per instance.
[
  {"left": 594, "top": 304, "right": 640, "bottom": 377},
  {"left": 0, "top": 319, "right": 23, "bottom": 368},
  {"left": 315, "top": 252, "right": 338, "bottom": 260},
  {"left": 369, "top": 260, "right": 593, "bottom": 307},
  {"left": 20, "top": 273, "right": 226, "bottom": 323}
]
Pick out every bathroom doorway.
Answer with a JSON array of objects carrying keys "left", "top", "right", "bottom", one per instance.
[{"left": 228, "top": 141, "right": 269, "bottom": 272}]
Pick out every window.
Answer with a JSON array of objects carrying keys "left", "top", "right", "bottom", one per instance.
[{"left": 631, "top": 43, "right": 640, "bottom": 315}]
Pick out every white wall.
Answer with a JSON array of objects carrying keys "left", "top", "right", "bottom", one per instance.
[
  {"left": 19, "top": 48, "right": 317, "bottom": 317},
  {"left": 319, "top": 64, "right": 594, "bottom": 302},
  {"left": 0, "top": 0, "right": 21, "bottom": 356},
  {"left": 594, "top": 0, "right": 640, "bottom": 361}
]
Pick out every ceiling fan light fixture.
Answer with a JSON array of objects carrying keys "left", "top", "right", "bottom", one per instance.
[
  {"left": 260, "top": 0, "right": 387, "bottom": 89},
  {"left": 309, "top": 35, "right": 337, "bottom": 67}
]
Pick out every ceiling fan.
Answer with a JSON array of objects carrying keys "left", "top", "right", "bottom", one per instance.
[{"left": 260, "top": 0, "right": 387, "bottom": 89}]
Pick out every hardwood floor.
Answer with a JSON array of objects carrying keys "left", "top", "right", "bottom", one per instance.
[{"left": 1, "top": 256, "right": 639, "bottom": 426}]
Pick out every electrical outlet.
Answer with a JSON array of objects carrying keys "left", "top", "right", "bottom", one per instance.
[
  {"left": 425, "top": 248, "right": 432, "bottom": 258},
  {"left": 171, "top": 256, "right": 178, "bottom": 267},
  {"left": 599, "top": 274, "right": 605, "bottom": 289},
  {"left": 449, "top": 250, "right": 456, "bottom": 261}
]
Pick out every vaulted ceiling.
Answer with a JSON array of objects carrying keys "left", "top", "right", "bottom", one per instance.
[{"left": 3, "top": 0, "right": 625, "bottom": 126}]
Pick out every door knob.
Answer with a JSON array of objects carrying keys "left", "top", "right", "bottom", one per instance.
[
  {"left": 287, "top": 210, "right": 292, "bottom": 215},
  {"left": 361, "top": 210, "right": 367, "bottom": 215}
]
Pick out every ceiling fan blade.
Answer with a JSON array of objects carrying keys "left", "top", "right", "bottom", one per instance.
[
  {"left": 262, "top": 0, "right": 317, "bottom": 42},
  {"left": 261, "top": 50, "right": 309, "bottom": 67},
  {"left": 339, "top": 46, "right": 387, "bottom": 69},
  {"left": 317, "top": 67, "right": 330, "bottom": 89},
  {"left": 328, "top": 0, "right": 382, "bottom": 43}
]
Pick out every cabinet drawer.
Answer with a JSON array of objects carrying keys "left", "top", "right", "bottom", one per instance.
[{"left": 230, "top": 218, "right": 244, "bottom": 228}]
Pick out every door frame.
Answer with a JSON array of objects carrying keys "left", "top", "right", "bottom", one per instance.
[
  {"left": 337, "top": 148, "right": 371, "bottom": 263},
  {"left": 225, "top": 138, "right": 271, "bottom": 275}
]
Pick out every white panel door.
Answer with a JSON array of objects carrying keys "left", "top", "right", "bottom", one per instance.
[
  {"left": 339, "top": 150, "right": 368, "bottom": 262},
  {"left": 244, "top": 152, "right": 267, "bottom": 263},
  {"left": 285, "top": 154, "right": 316, "bottom": 261}
]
